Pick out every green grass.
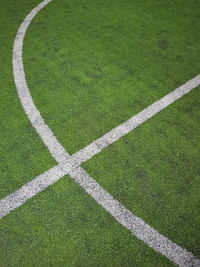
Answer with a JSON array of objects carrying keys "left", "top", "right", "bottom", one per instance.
[
  {"left": 0, "top": 176, "right": 173, "bottom": 267},
  {"left": 84, "top": 87, "right": 200, "bottom": 258},
  {"left": 0, "top": 0, "right": 56, "bottom": 199},
  {"left": 24, "top": 0, "right": 200, "bottom": 154},
  {"left": 0, "top": 0, "right": 200, "bottom": 265}
]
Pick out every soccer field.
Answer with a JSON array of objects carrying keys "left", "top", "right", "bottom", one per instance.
[{"left": 0, "top": 0, "right": 200, "bottom": 266}]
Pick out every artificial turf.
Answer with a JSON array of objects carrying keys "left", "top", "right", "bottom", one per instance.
[
  {"left": 84, "top": 87, "right": 200, "bottom": 258},
  {"left": 23, "top": 0, "right": 200, "bottom": 154},
  {"left": 0, "top": 176, "right": 173, "bottom": 267},
  {"left": 0, "top": 0, "right": 200, "bottom": 266},
  {"left": 0, "top": 0, "right": 56, "bottom": 200}
]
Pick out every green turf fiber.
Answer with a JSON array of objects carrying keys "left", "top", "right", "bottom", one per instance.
[
  {"left": 24, "top": 0, "right": 200, "bottom": 154},
  {"left": 1, "top": 0, "right": 200, "bottom": 265},
  {"left": 0, "top": 176, "right": 174, "bottom": 267},
  {"left": 84, "top": 88, "right": 200, "bottom": 258},
  {"left": 0, "top": 0, "right": 56, "bottom": 199}
]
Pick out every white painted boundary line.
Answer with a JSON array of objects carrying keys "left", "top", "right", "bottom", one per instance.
[
  {"left": 3, "top": 0, "right": 199, "bottom": 265},
  {"left": 71, "top": 74, "right": 200, "bottom": 165},
  {"left": 1, "top": 162, "right": 200, "bottom": 266},
  {"left": 0, "top": 165, "right": 65, "bottom": 218},
  {"left": 13, "top": 0, "right": 70, "bottom": 163},
  {"left": 69, "top": 167, "right": 200, "bottom": 267}
]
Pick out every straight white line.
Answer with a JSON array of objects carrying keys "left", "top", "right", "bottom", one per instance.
[
  {"left": 71, "top": 75, "right": 200, "bottom": 165},
  {"left": 8, "top": 0, "right": 200, "bottom": 265},
  {"left": 1, "top": 162, "right": 200, "bottom": 266},
  {"left": 0, "top": 164, "right": 65, "bottom": 219}
]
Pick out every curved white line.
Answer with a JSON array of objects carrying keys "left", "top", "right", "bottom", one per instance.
[
  {"left": 12, "top": 0, "right": 200, "bottom": 266},
  {"left": 13, "top": 0, "right": 70, "bottom": 163}
]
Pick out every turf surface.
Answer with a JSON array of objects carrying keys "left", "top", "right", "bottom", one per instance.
[
  {"left": 84, "top": 87, "right": 200, "bottom": 258},
  {"left": 0, "top": 0, "right": 55, "bottom": 199},
  {"left": 24, "top": 0, "right": 200, "bottom": 154},
  {"left": 0, "top": 176, "right": 173, "bottom": 267},
  {"left": 0, "top": 0, "right": 200, "bottom": 265}
]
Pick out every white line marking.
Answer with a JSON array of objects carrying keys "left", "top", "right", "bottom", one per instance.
[
  {"left": 69, "top": 167, "right": 200, "bottom": 267},
  {"left": 1, "top": 163, "right": 200, "bottom": 266},
  {"left": 13, "top": 0, "right": 70, "bottom": 163},
  {"left": 0, "top": 165, "right": 65, "bottom": 218},
  {"left": 71, "top": 75, "right": 200, "bottom": 165},
  {"left": 7, "top": 0, "right": 200, "bottom": 265}
]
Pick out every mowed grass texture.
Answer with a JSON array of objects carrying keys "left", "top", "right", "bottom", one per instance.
[
  {"left": 0, "top": 0, "right": 55, "bottom": 200},
  {"left": 24, "top": 0, "right": 200, "bottom": 154},
  {"left": 84, "top": 88, "right": 200, "bottom": 258}
]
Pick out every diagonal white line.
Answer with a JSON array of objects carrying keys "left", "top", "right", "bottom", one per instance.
[
  {"left": 1, "top": 162, "right": 200, "bottom": 266},
  {"left": 0, "top": 165, "right": 65, "bottom": 218},
  {"left": 69, "top": 167, "right": 200, "bottom": 267},
  {"left": 71, "top": 75, "right": 200, "bottom": 165},
  {"left": 1, "top": 111, "right": 199, "bottom": 267},
  {"left": 4, "top": 0, "right": 200, "bottom": 265}
]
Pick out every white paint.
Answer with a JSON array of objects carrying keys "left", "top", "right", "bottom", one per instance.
[
  {"left": 6, "top": 0, "right": 200, "bottom": 265},
  {"left": 0, "top": 164, "right": 66, "bottom": 219},
  {"left": 69, "top": 167, "right": 200, "bottom": 267},
  {"left": 1, "top": 162, "right": 200, "bottom": 266},
  {"left": 13, "top": 0, "right": 70, "bottom": 163},
  {"left": 71, "top": 75, "right": 200, "bottom": 165}
]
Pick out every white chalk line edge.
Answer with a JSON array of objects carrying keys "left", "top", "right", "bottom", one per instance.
[{"left": 1, "top": 0, "right": 200, "bottom": 266}]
